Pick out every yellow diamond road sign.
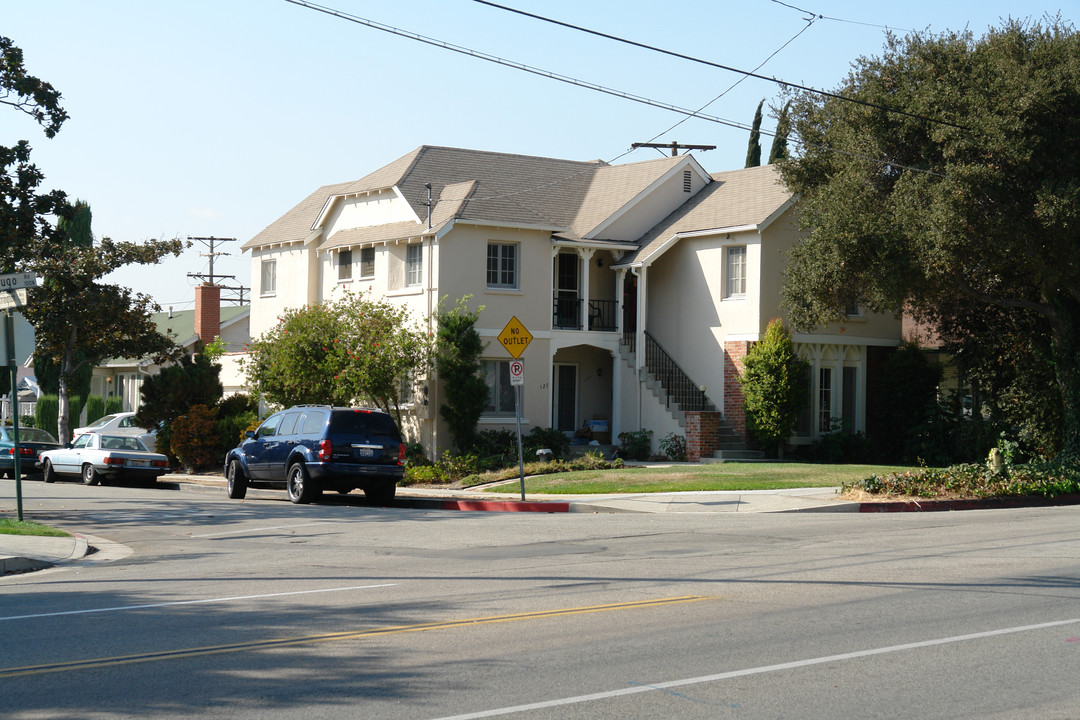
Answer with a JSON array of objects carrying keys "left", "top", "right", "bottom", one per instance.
[{"left": 498, "top": 316, "right": 532, "bottom": 359}]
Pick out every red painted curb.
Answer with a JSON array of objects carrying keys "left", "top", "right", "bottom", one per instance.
[
  {"left": 858, "top": 493, "right": 1080, "bottom": 513},
  {"left": 439, "top": 499, "right": 570, "bottom": 513}
]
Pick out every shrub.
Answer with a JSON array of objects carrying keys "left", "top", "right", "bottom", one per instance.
[
  {"left": 105, "top": 395, "right": 124, "bottom": 415},
  {"left": 170, "top": 404, "right": 221, "bottom": 472},
  {"left": 35, "top": 394, "right": 58, "bottom": 440},
  {"left": 84, "top": 395, "right": 105, "bottom": 427},
  {"left": 524, "top": 427, "right": 571, "bottom": 459},
  {"left": 740, "top": 319, "right": 809, "bottom": 458},
  {"left": 658, "top": 433, "right": 687, "bottom": 461},
  {"left": 618, "top": 429, "right": 653, "bottom": 460}
]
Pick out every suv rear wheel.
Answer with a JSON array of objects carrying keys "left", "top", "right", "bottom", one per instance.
[{"left": 287, "top": 462, "right": 318, "bottom": 504}]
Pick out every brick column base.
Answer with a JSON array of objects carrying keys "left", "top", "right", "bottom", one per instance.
[
  {"left": 724, "top": 341, "right": 750, "bottom": 440},
  {"left": 685, "top": 411, "right": 721, "bottom": 462}
]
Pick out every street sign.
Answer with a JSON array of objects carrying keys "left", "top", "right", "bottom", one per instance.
[
  {"left": 497, "top": 316, "right": 532, "bottom": 359},
  {"left": 509, "top": 359, "right": 524, "bottom": 386},
  {"left": 0, "top": 288, "right": 28, "bottom": 310},
  {"left": 0, "top": 272, "right": 38, "bottom": 292}
]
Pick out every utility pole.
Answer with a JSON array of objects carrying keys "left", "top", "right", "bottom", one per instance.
[
  {"left": 186, "top": 236, "right": 249, "bottom": 305},
  {"left": 631, "top": 141, "right": 716, "bottom": 157}
]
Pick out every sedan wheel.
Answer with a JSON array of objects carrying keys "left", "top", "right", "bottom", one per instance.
[
  {"left": 42, "top": 459, "right": 56, "bottom": 484},
  {"left": 226, "top": 459, "right": 248, "bottom": 500},
  {"left": 286, "top": 463, "right": 317, "bottom": 504},
  {"left": 81, "top": 464, "right": 101, "bottom": 486}
]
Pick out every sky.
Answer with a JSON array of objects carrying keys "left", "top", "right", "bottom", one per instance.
[{"left": 3, "top": 0, "right": 1074, "bottom": 312}]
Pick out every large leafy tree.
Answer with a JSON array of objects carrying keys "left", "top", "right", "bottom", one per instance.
[
  {"left": 33, "top": 199, "right": 93, "bottom": 399},
  {"left": 779, "top": 18, "right": 1080, "bottom": 460},
  {"left": 3, "top": 35, "right": 186, "bottom": 441},
  {"left": 245, "top": 289, "right": 432, "bottom": 425}
]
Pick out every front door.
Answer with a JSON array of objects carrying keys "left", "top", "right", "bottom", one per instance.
[{"left": 553, "top": 364, "right": 578, "bottom": 432}]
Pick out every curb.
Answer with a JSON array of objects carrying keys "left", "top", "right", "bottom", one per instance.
[
  {"left": 856, "top": 493, "right": 1080, "bottom": 513},
  {"left": 0, "top": 533, "right": 88, "bottom": 575}
]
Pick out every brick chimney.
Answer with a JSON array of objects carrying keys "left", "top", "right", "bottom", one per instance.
[{"left": 194, "top": 283, "right": 221, "bottom": 347}]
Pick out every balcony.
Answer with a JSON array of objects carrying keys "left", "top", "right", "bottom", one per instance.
[{"left": 552, "top": 296, "right": 618, "bottom": 331}]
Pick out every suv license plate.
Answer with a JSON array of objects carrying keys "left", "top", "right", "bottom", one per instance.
[{"left": 356, "top": 448, "right": 375, "bottom": 458}]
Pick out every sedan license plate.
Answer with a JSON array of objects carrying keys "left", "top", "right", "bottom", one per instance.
[{"left": 128, "top": 460, "right": 149, "bottom": 468}]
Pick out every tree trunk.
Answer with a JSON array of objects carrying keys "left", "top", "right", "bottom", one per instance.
[{"left": 57, "top": 325, "right": 78, "bottom": 443}]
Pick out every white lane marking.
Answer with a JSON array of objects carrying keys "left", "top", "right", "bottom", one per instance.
[
  {"left": 192, "top": 522, "right": 330, "bottom": 537},
  {"left": 431, "top": 617, "right": 1080, "bottom": 719},
  {"left": 0, "top": 583, "right": 398, "bottom": 622}
]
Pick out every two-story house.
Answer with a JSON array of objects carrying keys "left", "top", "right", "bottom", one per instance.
[{"left": 243, "top": 145, "right": 901, "bottom": 459}]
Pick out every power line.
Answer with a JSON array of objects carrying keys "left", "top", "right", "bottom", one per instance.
[
  {"left": 471, "top": 0, "right": 968, "bottom": 131},
  {"left": 282, "top": 0, "right": 948, "bottom": 180}
]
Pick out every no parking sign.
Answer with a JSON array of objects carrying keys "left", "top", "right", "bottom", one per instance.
[{"left": 509, "top": 359, "right": 524, "bottom": 385}]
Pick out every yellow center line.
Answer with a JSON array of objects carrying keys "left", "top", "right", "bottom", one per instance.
[{"left": 1, "top": 595, "right": 712, "bottom": 678}]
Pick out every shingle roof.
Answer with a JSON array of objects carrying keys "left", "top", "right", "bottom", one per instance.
[
  {"left": 244, "top": 146, "right": 690, "bottom": 252},
  {"left": 618, "top": 164, "right": 793, "bottom": 267}
]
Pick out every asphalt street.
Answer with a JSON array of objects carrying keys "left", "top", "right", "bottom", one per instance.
[{"left": 2, "top": 479, "right": 1080, "bottom": 719}]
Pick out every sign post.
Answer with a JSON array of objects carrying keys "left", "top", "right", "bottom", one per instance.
[
  {"left": 498, "top": 318, "right": 532, "bottom": 501},
  {"left": 0, "top": 273, "right": 36, "bottom": 521}
]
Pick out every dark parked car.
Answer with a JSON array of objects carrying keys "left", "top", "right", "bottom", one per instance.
[
  {"left": 0, "top": 425, "right": 62, "bottom": 478},
  {"left": 223, "top": 405, "right": 405, "bottom": 504}
]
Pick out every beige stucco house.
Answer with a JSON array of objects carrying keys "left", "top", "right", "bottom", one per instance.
[{"left": 242, "top": 145, "right": 902, "bottom": 459}]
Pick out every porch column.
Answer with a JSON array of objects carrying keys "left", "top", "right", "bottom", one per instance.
[
  {"left": 610, "top": 349, "right": 620, "bottom": 443},
  {"left": 579, "top": 248, "right": 595, "bottom": 330}
]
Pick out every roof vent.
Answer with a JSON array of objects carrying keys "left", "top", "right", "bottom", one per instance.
[{"left": 683, "top": 170, "right": 692, "bottom": 193}]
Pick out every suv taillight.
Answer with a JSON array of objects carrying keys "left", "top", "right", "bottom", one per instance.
[
  {"left": 397, "top": 443, "right": 406, "bottom": 466},
  {"left": 319, "top": 439, "right": 332, "bottom": 462}
]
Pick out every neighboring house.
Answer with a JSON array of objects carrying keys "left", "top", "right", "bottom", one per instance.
[
  {"left": 242, "top": 145, "right": 902, "bottom": 460},
  {"left": 92, "top": 284, "right": 250, "bottom": 410}
]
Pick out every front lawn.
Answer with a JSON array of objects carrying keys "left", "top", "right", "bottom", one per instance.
[
  {"left": 480, "top": 462, "right": 915, "bottom": 495},
  {"left": 0, "top": 518, "right": 70, "bottom": 537}
]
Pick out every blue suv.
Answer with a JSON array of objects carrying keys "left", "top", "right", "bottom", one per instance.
[{"left": 223, "top": 405, "right": 405, "bottom": 504}]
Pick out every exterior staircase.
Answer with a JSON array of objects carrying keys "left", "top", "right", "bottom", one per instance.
[{"left": 620, "top": 332, "right": 764, "bottom": 462}]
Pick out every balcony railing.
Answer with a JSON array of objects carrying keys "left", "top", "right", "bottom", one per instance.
[
  {"left": 552, "top": 296, "right": 618, "bottom": 331},
  {"left": 644, "top": 331, "right": 715, "bottom": 412}
]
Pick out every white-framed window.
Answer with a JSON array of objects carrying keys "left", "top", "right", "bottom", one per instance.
[
  {"left": 359, "top": 247, "right": 375, "bottom": 279},
  {"left": 483, "top": 360, "right": 517, "bottom": 416},
  {"left": 337, "top": 249, "right": 352, "bottom": 281},
  {"left": 487, "top": 242, "right": 518, "bottom": 289},
  {"left": 818, "top": 367, "right": 833, "bottom": 433},
  {"left": 724, "top": 246, "right": 746, "bottom": 298},
  {"left": 261, "top": 259, "right": 277, "bottom": 296},
  {"left": 406, "top": 244, "right": 422, "bottom": 287}
]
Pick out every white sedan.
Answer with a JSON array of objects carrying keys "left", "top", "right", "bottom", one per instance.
[
  {"left": 38, "top": 432, "right": 170, "bottom": 485},
  {"left": 72, "top": 411, "right": 157, "bottom": 450}
]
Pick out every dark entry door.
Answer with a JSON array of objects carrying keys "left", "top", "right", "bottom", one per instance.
[{"left": 555, "top": 364, "right": 577, "bottom": 431}]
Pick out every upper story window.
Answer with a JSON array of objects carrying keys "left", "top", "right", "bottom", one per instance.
[
  {"left": 261, "top": 259, "right": 277, "bottom": 296},
  {"left": 359, "top": 247, "right": 375, "bottom": 279},
  {"left": 337, "top": 249, "right": 352, "bottom": 281},
  {"left": 406, "top": 244, "right": 422, "bottom": 287},
  {"left": 487, "top": 242, "right": 518, "bottom": 289},
  {"left": 724, "top": 246, "right": 746, "bottom": 298}
]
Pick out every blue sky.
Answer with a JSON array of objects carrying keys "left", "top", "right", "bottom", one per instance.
[{"left": 4, "top": 0, "right": 1072, "bottom": 311}]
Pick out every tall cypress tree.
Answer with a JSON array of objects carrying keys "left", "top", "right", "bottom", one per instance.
[
  {"left": 745, "top": 99, "right": 764, "bottom": 168},
  {"left": 768, "top": 101, "right": 791, "bottom": 164}
]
